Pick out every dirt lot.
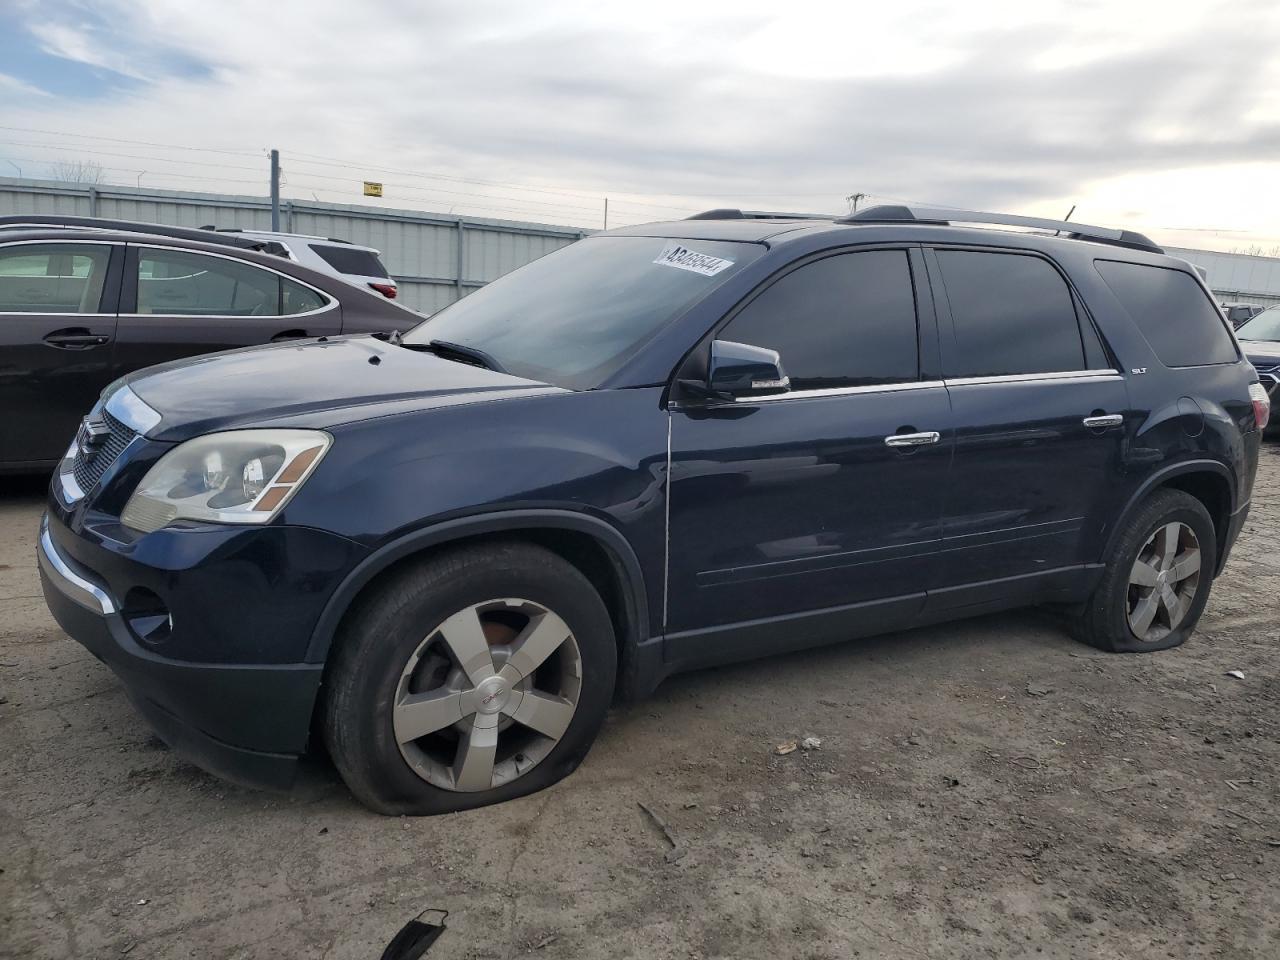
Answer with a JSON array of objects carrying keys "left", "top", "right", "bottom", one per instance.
[{"left": 2, "top": 446, "right": 1278, "bottom": 960}]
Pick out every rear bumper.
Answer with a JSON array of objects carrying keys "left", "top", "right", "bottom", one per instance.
[
  {"left": 38, "top": 516, "right": 324, "bottom": 790},
  {"left": 1218, "top": 499, "right": 1250, "bottom": 576}
]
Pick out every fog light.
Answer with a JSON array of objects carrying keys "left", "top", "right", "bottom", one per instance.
[{"left": 123, "top": 587, "right": 172, "bottom": 647}]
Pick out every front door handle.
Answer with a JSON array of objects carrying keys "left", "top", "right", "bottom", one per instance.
[
  {"left": 884, "top": 431, "right": 941, "bottom": 447},
  {"left": 1082, "top": 414, "right": 1124, "bottom": 429},
  {"left": 270, "top": 329, "right": 309, "bottom": 342},
  {"left": 43, "top": 328, "right": 109, "bottom": 350}
]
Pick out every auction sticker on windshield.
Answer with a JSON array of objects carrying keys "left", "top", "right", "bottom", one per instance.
[{"left": 653, "top": 242, "right": 735, "bottom": 277}]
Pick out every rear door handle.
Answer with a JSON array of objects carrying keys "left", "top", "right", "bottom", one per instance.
[
  {"left": 270, "top": 329, "right": 309, "bottom": 342},
  {"left": 43, "top": 328, "right": 109, "bottom": 350},
  {"left": 884, "top": 431, "right": 941, "bottom": 447},
  {"left": 1082, "top": 414, "right": 1124, "bottom": 429}
]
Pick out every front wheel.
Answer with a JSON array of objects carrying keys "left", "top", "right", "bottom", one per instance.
[
  {"left": 322, "top": 542, "right": 617, "bottom": 815},
  {"left": 1073, "top": 489, "right": 1217, "bottom": 653}
]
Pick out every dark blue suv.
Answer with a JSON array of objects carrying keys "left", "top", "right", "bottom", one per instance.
[{"left": 38, "top": 205, "right": 1268, "bottom": 814}]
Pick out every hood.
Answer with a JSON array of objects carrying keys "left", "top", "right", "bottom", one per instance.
[
  {"left": 122, "top": 336, "right": 565, "bottom": 442},
  {"left": 1240, "top": 339, "right": 1280, "bottom": 366}
]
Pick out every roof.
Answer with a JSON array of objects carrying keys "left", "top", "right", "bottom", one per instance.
[
  {"left": 0, "top": 225, "right": 312, "bottom": 267},
  {"left": 216, "top": 229, "right": 381, "bottom": 252},
  {"left": 605, "top": 204, "right": 1171, "bottom": 260},
  {"left": 0, "top": 215, "right": 289, "bottom": 256}
]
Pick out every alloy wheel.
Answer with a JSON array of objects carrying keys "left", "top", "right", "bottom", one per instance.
[
  {"left": 392, "top": 599, "right": 582, "bottom": 792},
  {"left": 1126, "top": 521, "right": 1201, "bottom": 643}
]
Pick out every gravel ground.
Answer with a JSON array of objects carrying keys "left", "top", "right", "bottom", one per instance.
[{"left": 2, "top": 445, "right": 1278, "bottom": 960}]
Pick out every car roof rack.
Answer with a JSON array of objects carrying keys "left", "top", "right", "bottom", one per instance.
[
  {"left": 209, "top": 227, "right": 356, "bottom": 245},
  {"left": 686, "top": 208, "right": 836, "bottom": 221},
  {"left": 0, "top": 215, "right": 291, "bottom": 257},
  {"left": 839, "top": 204, "right": 1163, "bottom": 254}
]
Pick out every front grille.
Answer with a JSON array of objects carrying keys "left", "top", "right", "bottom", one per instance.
[{"left": 72, "top": 409, "right": 137, "bottom": 493}]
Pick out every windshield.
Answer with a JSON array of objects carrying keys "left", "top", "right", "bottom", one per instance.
[
  {"left": 1237, "top": 306, "right": 1280, "bottom": 341},
  {"left": 405, "top": 236, "right": 760, "bottom": 388}
]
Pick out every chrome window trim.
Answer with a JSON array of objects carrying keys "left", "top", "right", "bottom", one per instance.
[
  {"left": 728, "top": 380, "right": 945, "bottom": 404},
  {"left": 105, "top": 384, "right": 162, "bottom": 435},
  {"left": 0, "top": 237, "right": 120, "bottom": 316},
  {"left": 121, "top": 242, "right": 335, "bottom": 321},
  {"left": 943, "top": 369, "right": 1122, "bottom": 387},
  {"left": 37, "top": 516, "right": 117, "bottom": 615}
]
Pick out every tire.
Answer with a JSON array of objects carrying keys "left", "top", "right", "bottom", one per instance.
[
  {"left": 322, "top": 541, "right": 617, "bottom": 815},
  {"left": 1073, "top": 489, "right": 1217, "bottom": 653}
]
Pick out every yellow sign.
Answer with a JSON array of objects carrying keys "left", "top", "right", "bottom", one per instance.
[{"left": 363, "top": 181, "right": 383, "bottom": 197}]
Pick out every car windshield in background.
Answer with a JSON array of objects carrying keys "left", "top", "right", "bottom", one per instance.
[
  {"left": 1236, "top": 306, "right": 1280, "bottom": 341},
  {"left": 309, "top": 244, "right": 389, "bottom": 278},
  {"left": 405, "top": 236, "right": 760, "bottom": 389}
]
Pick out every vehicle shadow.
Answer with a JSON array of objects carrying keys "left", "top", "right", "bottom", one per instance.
[{"left": 0, "top": 473, "right": 50, "bottom": 502}]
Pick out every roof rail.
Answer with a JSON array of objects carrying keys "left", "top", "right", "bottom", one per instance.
[
  {"left": 840, "top": 204, "right": 1163, "bottom": 254},
  {"left": 686, "top": 208, "right": 835, "bottom": 221},
  {"left": 0, "top": 215, "right": 291, "bottom": 257}
]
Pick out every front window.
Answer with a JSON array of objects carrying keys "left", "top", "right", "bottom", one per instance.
[
  {"left": 1237, "top": 306, "right": 1280, "bottom": 342},
  {"left": 0, "top": 242, "right": 110, "bottom": 313},
  {"left": 405, "top": 236, "right": 761, "bottom": 388}
]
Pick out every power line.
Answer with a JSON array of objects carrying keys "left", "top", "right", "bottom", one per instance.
[
  {"left": 2, "top": 141, "right": 687, "bottom": 221},
  {"left": 0, "top": 125, "right": 262, "bottom": 157},
  {"left": 0, "top": 140, "right": 269, "bottom": 174}
]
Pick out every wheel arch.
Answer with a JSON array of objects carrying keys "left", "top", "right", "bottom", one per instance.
[
  {"left": 1105, "top": 459, "right": 1236, "bottom": 576},
  {"left": 305, "top": 510, "right": 659, "bottom": 698}
]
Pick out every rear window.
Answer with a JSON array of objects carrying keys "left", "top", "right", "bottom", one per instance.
[
  {"left": 935, "top": 250, "right": 1087, "bottom": 377},
  {"left": 1095, "top": 260, "right": 1237, "bottom": 367},
  {"left": 309, "top": 244, "right": 389, "bottom": 278}
]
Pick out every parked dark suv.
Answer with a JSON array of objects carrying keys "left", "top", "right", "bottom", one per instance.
[{"left": 38, "top": 205, "right": 1267, "bottom": 815}]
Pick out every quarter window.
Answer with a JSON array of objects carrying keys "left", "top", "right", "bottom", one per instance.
[
  {"left": 936, "top": 250, "right": 1087, "bottom": 377},
  {"left": 309, "top": 244, "right": 390, "bottom": 278},
  {"left": 0, "top": 243, "right": 111, "bottom": 313},
  {"left": 720, "top": 250, "right": 920, "bottom": 390},
  {"left": 135, "top": 249, "right": 326, "bottom": 317},
  {"left": 1095, "top": 260, "right": 1237, "bottom": 367}
]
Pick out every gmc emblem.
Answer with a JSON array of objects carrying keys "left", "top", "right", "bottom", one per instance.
[{"left": 76, "top": 416, "right": 111, "bottom": 453}]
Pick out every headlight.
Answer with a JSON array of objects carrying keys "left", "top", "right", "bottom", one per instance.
[{"left": 121, "top": 430, "right": 331, "bottom": 533}]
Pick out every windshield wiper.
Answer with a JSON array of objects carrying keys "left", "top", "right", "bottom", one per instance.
[{"left": 412, "top": 339, "right": 507, "bottom": 373}]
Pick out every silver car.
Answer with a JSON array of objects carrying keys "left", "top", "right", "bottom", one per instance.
[{"left": 212, "top": 229, "right": 398, "bottom": 300}]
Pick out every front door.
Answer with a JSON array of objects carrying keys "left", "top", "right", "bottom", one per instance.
[
  {"left": 924, "top": 246, "right": 1129, "bottom": 606},
  {"left": 113, "top": 244, "right": 342, "bottom": 377},
  {"left": 0, "top": 240, "right": 122, "bottom": 465},
  {"left": 665, "top": 248, "right": 952, "bottom": 669}
]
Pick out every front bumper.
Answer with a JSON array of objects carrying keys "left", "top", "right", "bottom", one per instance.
[{"left": 38, "top": 515, "right": 329, "bottom": 790}]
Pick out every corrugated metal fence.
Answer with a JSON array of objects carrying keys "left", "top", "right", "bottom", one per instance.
[
  {"left": 1166, "top": 246, "right": 1280, "bottom": 308},
  {"left": 0, "top": 177, "right": 588, "bottom": 315}
]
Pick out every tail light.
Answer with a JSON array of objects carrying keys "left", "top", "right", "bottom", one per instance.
[
  {"left": 368, "top": 282, "right": 397, "bottom": 299},
  {"left": 1250, "top": 382, "right": 1271, "bottom": 430}
]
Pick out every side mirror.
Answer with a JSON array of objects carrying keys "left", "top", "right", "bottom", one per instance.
[{"left": 705, "top": 339, "right": 790, "bottom": 399}]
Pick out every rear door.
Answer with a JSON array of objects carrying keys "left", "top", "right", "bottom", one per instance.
[
  {"left": 0, "top": 240, "right": 122, "bottom": 465},
  {"left": 112, "top": 244, "right": 342, "bottom": 375},
  {"left": 925, "top": 246, "right": 1129, "bottom": 607}
]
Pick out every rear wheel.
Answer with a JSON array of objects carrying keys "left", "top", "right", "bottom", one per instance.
[
  {"left": 322, "top": 542, "right": 616, "bottom": 815},
  {"left": 1073, "top": 489, "right": 1217, "bottom": 653}
]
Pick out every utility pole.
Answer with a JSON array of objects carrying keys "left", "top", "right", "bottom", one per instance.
[
  {"left": 270, "top": 149, "right": 281, "bottom": 231},
  {"left": 603, "top": 197, "right": 609, "bottom": 230}
]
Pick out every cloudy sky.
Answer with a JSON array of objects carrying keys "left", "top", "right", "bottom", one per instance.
[{"left": 1, "top": 0, "right": 1277, "bottom": 251}]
